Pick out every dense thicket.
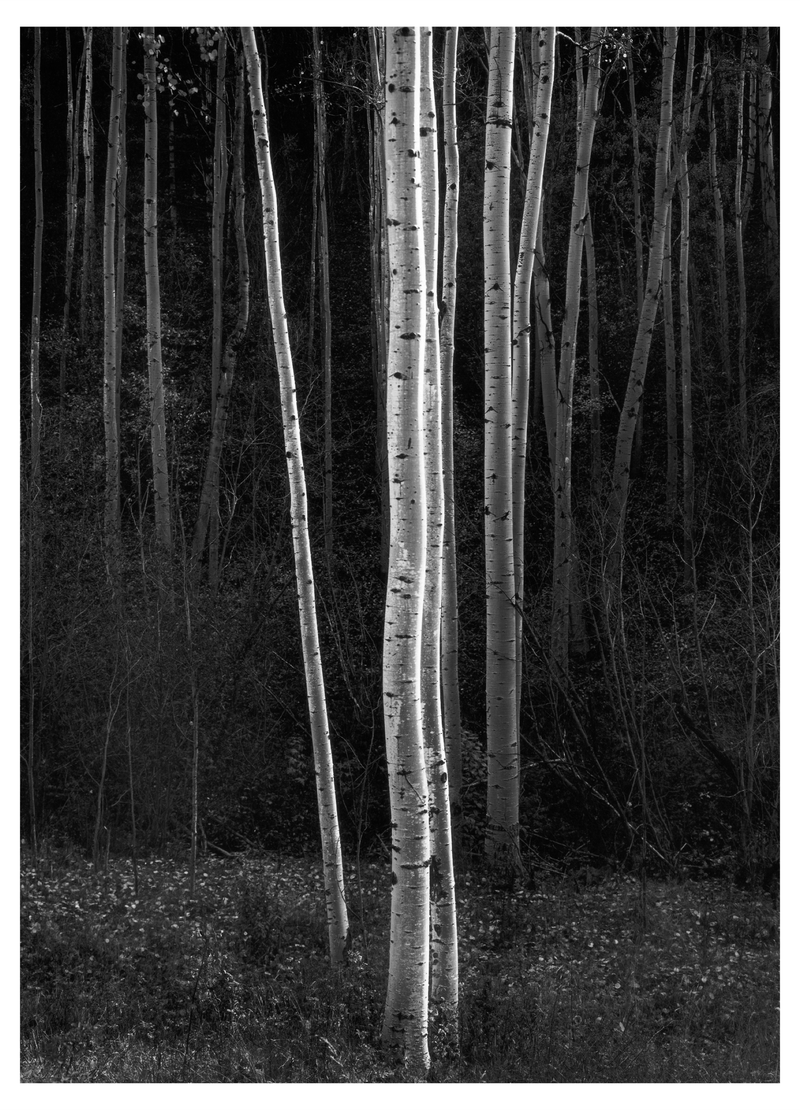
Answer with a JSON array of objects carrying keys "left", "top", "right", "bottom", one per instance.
[{"left": 21, "top": 28, "right": 778, "bottom": 891}]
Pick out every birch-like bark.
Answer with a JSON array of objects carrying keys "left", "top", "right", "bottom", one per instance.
[
  {"left": 585, "top": 199, "right": 601, "bottom": 498},
  {"left": 242, "top": 26, "right": 349, "bottom": 970},
  {"left": 440, "top": 26, "right": 463, "bottom": 865},
  {"left": 551, "top": 27, "right": 602, "bottom": 678},
  {"left": 663, "top": 193, "right": 678, "bottom": 514},
  {"left": 534, "top": 199, "right": 557, "bottom": 478},
  {"left": 511, "top": 27, "right": 554, "bottom": 728},
  {"left": 734, "top": 36, "right": 750, "bottom": 448},
  {"left": 484, "top": 27, "right": 519, "bottom": 866},
  {"left": 143, "top": 28, "right": 172, "bottom": 551},
  {"left": 606, "top": 28, "right": 677, "bottom": 581},
  {"left": 627, "top": 31, "right": 646, "bottom": 477},
  {"left": 418, "top": 27, "right": 458, "bottom": 1032},
  {"left": 379, "top": 26, "right": 430, "bottom": 1077},
  {"left": 757, "top": 28, "right": 778, "bottom": 340},
  {"left": 60, "top": 31, "right": 85, "bottom": 429},
  {"left": 115, "top": 33, "right": 127, "bottom": 457}
]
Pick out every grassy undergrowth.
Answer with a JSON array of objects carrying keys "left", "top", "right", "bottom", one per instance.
[{"left": 20, "top": 847, "right": 779, "bottom": 1082}]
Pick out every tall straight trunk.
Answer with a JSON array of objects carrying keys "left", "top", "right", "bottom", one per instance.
[
  {"left": 511, "top": 27, "right": 555, "bottom": 729},
  {"left": 440, "top": 26, "right": 463, "bottom": 865},
  {"left": 193, "top": 46, "right": 250, "bottom": 576},
  {"left": 734, "top": 36, "right": 750, "bottom": 449},
  {"left": 585, "top": 199, "right": 601, "bottom": 498},
  {"left": 551, "top": 27, "right": 602, "bottom": 678},
  {"left": 60, "top": 30, "right": 85, "bottom": 428},
  {"left": 28, "top": 27, "right": 44, "bottom": 858},
  {"left": 208, "top": 34, "right": 228, "bottom": 589},
  {"left": 663, "top": 193, "right": 678, "bottom": 514},
  {"left": 143, "top": 29, "right": 172, "bottom": 552},
  {"left": 484, "top": 27, "right": 519, "bottom": 867},
  {"left": 418, "top": 27, "right": 458, "bottom": 1032},
  {"left": 312, "top": 29, "right": 334, "bottom": 558},
  {"left": 102, "top": 28, "right": 125, "bottom": 569},
  {"left": 242, "top": 26, "right": 349, "bottom": 970},
  {"left": 534, "top": 199, "right": 557, "bottom": 478},
  {"left": 607, "top": 28, "right": 677, "bottom": 580},
  {"left": 367, "top": 29, "right": 390, "bottom": 581},
  {"left": 757, "top": 28, "right": 778, "bottom": 340},
  {"left": 707, "top": 51, "right": 732, "bottom": 393},
  {"left": 79, "top": 28, "right": 95, "bottom": 340},
  {"left": 378, "top": 26, "right": 430, "bottom": 1076},
  {"left": 676, "top": 30, "right": 696, "bottom": 590},
  {"left": 115, "top": 34, "right": 127, "bottom": 456}
]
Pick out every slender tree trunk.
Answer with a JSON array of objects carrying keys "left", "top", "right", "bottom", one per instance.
[
  {"left": 440, "top": 26, "right": 463, "bottom": 867},
  {"left": 663, "top": 193, "right": 678, "bottom": 515},
  {"left": 193, "top": 45, "right": 250, "bottom": 576},
  {"left": 28, "top": 26, "right": 44, "bottom": 860},
  {"left": 484, "top": 27, "right": 520, "bottom": 868},
  {"left": 627, "top": 31, "right": 646, "bottom": 478},
  {"left": 418, "top": 27, "right": 458, "bottom": 1036},
  {"left": 60, "top": 30, "right": 84, "bottom": 433},
  {"left": 144, "top": 29, "right": 172, "bottom": 552},
  {"left": 115, "top": 34, "right": 127, "bottom": 463},
  {"left": 80, "top": 28, "right": 95, "bottom": 341},
  {"left": 734, "top": 37, "right": 750, "bottom": 449},
  {"left": 607, "top": 28, "right": 677, "bottom": 582},
  {"left": 208, "top": 35, "right": 228, "bottom": 589},
  {"left": 313, "top": 29, "right": 334, "bottom": 559},
  {"left": 676, "top": 30, "right": 697, "bottom": 590},
  {"left": 379, "top": 26, "right": 430, "bottom": 1076},
  {"left": 242, "top": 26, "right": 350, "bottom": 970},
  {"left": 551, "top": 28, "right": 602, "bottom": 678},
  {"left": 757, "top": 28, "right": 778, "bottom": 341},
  {"left": 367, "top": 29, "right": 390, "bottom": 582},
  {"left": 511, "top": 27, "right": 555, "bottom": 730},
  {"left": 534, "top": 199, "right": 557, "bottom": 478},
  {"left": 103, "top": 28, "right": 125, "bottom": 573},
  {"left": 585, "top": 199, "right": 601, "bottom": 498},
  {"left": 707, "top": 50, "right": 732, "bottom": 394}
]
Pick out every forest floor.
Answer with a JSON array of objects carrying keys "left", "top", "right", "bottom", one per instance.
[{"left": 20, "top": 847, "right": 779, "bottom": 1083}]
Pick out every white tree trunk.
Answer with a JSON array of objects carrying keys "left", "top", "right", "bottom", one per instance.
[
  {"left": 483, "top": 27, "right": 519, "bottom": 867},
  {"left": 242, "top": 27, "right": 350, "bottom": 969},
  {"left": 379, "top": 26, "right": 430, "bottom": 1078}
]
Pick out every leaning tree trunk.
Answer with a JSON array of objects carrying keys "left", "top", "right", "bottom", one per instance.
[
  {"left": 379, "top": 26, "right": 431, "bottom": 1078},
  {"left": 242, "top": 26, "right": 350, "bottom": 970},
  {"left": 606, "top": 28, "right": 678, "bottom": 585},
  {"left": 143, "top": 28, "right": 172, "bottom": 553}
]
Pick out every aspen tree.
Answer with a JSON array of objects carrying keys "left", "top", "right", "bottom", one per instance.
[
  {"left": 607, "top": 29, "right": 677, "bottom": 579},
  {"left": 193, "top": 44, "right": 250, "bottom": 577},
  {"left": 585, "top": 200, "right": 601, "bottom": 498},
  {"left": 552, "top": 27, "right": 602, "bottom": 677},
  {"left": 626, "top": 32, "right": 646, "bottom": 477},
  {"left": 511, "top": 27, "right": 555, "bottom": 724},
  {"left": 380, "top": 26, "right": 430, "bottom": 1076},
  {"left": 484, "top": 26, "right": 519, "bottom": 867},
  {"left": 102, "top": 28, "right": 125, "bottom": 568},
  {"left": 80, "top": 28, "right": 95, "bottom": 340},
  {"left": 115, "top": 33, "right": 127, "bottom": 455},
  {"left": 242, "top": 27, "right": 349, "bottom": 968},
  {"left": 440, "top": 26, "right": 463, "bottom": 862},
  {"left": 208, "top": 32, "right": 228, "bottom": 589},
  {"left": 418, "top": 26, "right": 458, "bottom": 1032}
]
